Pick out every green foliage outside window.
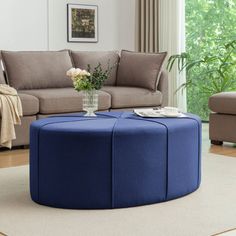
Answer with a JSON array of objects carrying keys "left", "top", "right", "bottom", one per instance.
[{"left": 170, "top": 0, "right": 236, "bottom": 120}]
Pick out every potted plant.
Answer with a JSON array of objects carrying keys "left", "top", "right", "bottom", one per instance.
[
  {"left": 167, "top": 39, "right": 236, "bottom": 117},
  {"left": 67, "top": 63, "right": 112, "bottom": 116}
]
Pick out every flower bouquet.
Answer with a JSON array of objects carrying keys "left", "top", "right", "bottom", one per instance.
[{"left": 67, "top": 63, "right": 111, "bottom": 116}]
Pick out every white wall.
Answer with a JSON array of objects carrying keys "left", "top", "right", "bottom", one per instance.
[
  {"left": 0, "top": 0, "right": 136, "bottom": 51},
  {"left": 0, "top": 0, "right": 48, "bottom": 50},
  {"left": 118, "top": 0, "right": 136, "bottom": 51}
]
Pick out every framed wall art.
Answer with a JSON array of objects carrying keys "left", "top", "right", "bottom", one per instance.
[{"left": 67, "top": 4, "right": 98, "bottom": 43}]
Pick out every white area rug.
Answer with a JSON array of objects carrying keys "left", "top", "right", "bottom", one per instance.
[{"left": 0, "top": 153, "right": 236, "bottom": 236}]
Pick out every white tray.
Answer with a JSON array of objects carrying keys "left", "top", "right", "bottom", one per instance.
[{"left": 134, "top": 109, "right": 186, "bottom": 118}]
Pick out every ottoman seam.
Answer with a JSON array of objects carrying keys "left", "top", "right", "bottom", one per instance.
[
  {"left": 47, "top": 112, "right": 121, "bottom": 119},
  {"left": 147, "top": 121, "right": 169, "bottom": 200},
  {"left": 34, "top": 117, "right": 116, "bottom": 127},
  {"left": 37, "top": 127, "right": 41, "bottom": 201},
  {"left": 37, "top": 118, "right": 103, "bottom": 126},
  {"left": 181, "top": 117, "right": 202, "bottom": 187},
  {"left": 169, "top": 116, "right": 201, "bottom": 187},
  {"left": 37, "top": 128, "right": 41, "bottom": 202},
  {"left": 34, "top": 117, "right": 109, "bottom": 201},
  {"left": 127, "top": 115, "right": 202, "bottom": 189},
  {"left": 111, "top": 114, "right": 123, "bottom": 208},
  {"left": 125, "top": 116, "right": 169, "bottom": 200},
  {"left": 31, "top": 112, "right": 201, "bottom": 209},
  {"left": 34, "top": 116, "right": 119, "bottom": 205}
]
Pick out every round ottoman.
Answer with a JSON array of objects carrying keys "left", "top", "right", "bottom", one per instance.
[{"left": 30, "top": 112, "right": 201, "bottom": 209}]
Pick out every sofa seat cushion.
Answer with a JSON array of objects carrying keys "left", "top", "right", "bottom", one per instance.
[
  {"left": 1, "top": 50, "right": 73, "bottom": 90},
  {"left": 19, "top": 88, "right": 111, "bottom": 114},
  {"left": 101, "top": 86, "right": 162, "bottom": 108},
  {"left": 209, "top": 92, "right": 236, "bottom": 115},
  {"left": 116, "top": 50, "right": 167, "bottom": 91},
  {"left": 71, "top": 51, "right": 120, "bottom": 86},
  {"left": 18, "top": 93, "right": 39, "bottom": 116}
]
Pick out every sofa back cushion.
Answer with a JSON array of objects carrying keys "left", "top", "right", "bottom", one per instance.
[
  {"left": 0, "top": 52, "right": 6, "bottom": 84},
  {"left": 71, "top": 51, "right": 119, "bottom": 85},
  {"left": 1, "top": 50, "right": 73, "bottom": 90},
  {"left": 0, "top": 63, "right": 6, "bottom": 84},
  {"left": 116, "top": 50, "right": 167, "bottom": 91}
]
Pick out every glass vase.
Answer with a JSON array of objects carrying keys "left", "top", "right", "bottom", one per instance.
[{"left": 82, "top": 90, "right": 98, "bottom": 116}]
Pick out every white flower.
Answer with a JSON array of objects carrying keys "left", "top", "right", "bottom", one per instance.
[
  {"left": 75, "top": 68, "right": 82, "bottom": 76},
  {"left": 81, "top": 70, "right": 90, "bottom": 76},
  {"left": 66, "top": 68, "right": 90, "bottom": 82},
  {"left": 66, "top": 68, "right": 76, "bottom": 77}
]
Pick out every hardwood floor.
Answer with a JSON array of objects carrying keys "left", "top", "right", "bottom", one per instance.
[
  {"left": 0, "top": 149, "right": 29, "bottom": 168},
  {"left": 202, "top": 123, "right": 236, "bottom": 157},
  {"left": 0, "top": 124, "right": 236, "bottom": 169}
]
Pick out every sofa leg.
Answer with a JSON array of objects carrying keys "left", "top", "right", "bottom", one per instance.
[{"left": 211, "top": 140, "right": 223, "bottom": 145}]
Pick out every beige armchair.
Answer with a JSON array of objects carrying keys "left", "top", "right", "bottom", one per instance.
[{"left": 209, "top": 92, "right": 236, "bottom": 145}]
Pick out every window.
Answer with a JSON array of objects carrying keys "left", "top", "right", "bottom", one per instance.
[{"left": 186, "top": 0, "right": 236, "bottom": 120}]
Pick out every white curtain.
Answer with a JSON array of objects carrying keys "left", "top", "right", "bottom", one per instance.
[
  {"left": 159, "top": 0, "right": 187, "bottom": 111},
  {"left": 135, "top": 0, "right": 159, "bottom": 53}
]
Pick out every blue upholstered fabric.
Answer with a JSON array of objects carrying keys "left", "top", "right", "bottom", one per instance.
[{"left": 30, "top": 112, "right": 201, "bottom": 209}]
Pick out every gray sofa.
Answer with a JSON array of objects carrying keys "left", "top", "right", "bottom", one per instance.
[
  {"left": 209, "top": 92, "right": 236, "bottom": 145},
  {"left": 0, "top": 49, "right": 168, "bottom": 147}
]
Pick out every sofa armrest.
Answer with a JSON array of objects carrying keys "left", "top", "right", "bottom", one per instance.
[{"left": 157, "top": 71, "right": 168, "bottom": 107}]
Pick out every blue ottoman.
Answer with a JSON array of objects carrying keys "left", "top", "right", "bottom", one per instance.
[{"left": 30, "top": 112, "right": 201, "bottom": 209}]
